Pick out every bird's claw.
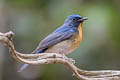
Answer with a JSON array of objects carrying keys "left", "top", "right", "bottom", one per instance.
[
  {"left": 67, "top": 58, "right": 75, "bottom": 64},
  {"left": 62, "top": 56, "right": 75, "bottom": 64}
]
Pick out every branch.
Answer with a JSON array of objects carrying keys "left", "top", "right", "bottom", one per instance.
[{"left": 0, "top": 31, "right": 120, "bottom": 80}]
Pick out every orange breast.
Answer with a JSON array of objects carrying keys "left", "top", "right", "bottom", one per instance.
[
  {"left": 78, "top": 23, "right": 82, "bottom": 42},
  {"left": 72, "top": 23, "right": 82, "bottom": 49}
]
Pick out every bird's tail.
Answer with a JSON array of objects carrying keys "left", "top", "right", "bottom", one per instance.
[
  {"left": 17, "top": 64, "right": 29, "bottom": 72},
  {"left": 17, "top": 48, "right": 43, "bottom": 72}
]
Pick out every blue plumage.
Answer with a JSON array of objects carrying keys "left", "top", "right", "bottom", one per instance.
[{"left": 18, "top": 14, "right": 87, "bottom": 72}]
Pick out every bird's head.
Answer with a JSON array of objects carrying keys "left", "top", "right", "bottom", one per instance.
[{"left": 64, "top": 14, "right": 88, "bottom": 27}]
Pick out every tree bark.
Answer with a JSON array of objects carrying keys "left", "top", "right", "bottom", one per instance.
[{"left": 0, "top": 31, "right": 120, "bottom": 80}]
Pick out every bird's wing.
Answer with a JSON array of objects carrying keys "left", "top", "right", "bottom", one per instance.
[
  {"left": 18, "top": 27, "right": 76, "bottom": 72},
  {"left": 32, "top": 27, "right": 76, "bottom": 53}
]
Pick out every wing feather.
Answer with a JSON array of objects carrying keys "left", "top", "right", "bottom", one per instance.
[{"left": 33, "top": 27, "right": 76, "bottom": 53}]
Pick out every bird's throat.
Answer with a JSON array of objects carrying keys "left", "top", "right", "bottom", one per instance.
[
  {"left": 71, "top": 23, "right": 82, "bottom": 50},
  {"left": 78, "top": 23, "right": 82, "bottom": 41}
]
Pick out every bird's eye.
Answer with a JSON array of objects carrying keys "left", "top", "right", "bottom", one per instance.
[{"left": 72, "top": 18, "right": 77, "bottom": 21}]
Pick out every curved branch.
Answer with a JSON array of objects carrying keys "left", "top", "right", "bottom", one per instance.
[{"left": 0, "top": 31, "right": 120, "bottom": 80}]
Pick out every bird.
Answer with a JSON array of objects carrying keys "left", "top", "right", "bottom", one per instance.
[{"left": 17, "top": 14, "right": 88, "bottom": 72}]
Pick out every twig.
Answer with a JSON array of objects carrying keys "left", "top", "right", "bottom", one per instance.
[{"left": 0, "top": 31, "right": 120, "bottom": 80}]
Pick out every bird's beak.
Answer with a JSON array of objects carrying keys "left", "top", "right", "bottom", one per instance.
[{"left": 78, "top": 17, "right": 88, "bottom": 21}]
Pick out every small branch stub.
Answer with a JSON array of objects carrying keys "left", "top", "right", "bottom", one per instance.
[{"left": 0, "top": 31, "right": 120, "bottom": 80}]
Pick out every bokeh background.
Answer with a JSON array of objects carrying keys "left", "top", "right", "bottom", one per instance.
[{"left": 0, "top": 0, "right": 120, "bottom": 80}]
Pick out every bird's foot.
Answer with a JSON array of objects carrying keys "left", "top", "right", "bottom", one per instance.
[
  {"left": 61, "top": 54, "right": 75, "bottom": 64},
  {"left": 67, "top": 58, "right": 75, "bottom": 64}
]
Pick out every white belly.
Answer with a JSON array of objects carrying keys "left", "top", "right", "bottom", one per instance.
[{"left": 45, "top": 40, "right": 75, "bottom": 55}]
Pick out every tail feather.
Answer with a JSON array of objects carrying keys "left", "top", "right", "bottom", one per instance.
[
  {"left": 17, "top": 48, "right": 44, "bottom": 72},
  {"left": 17, "top": 64, "right": 29, "bottom": 72}
]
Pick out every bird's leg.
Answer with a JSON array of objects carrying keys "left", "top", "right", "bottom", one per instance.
[
  {"left": 67, "top": 58, "right": 75, "bottom": 64},
  {"left": 61, "top": 53, "right": 75, "bottom": 64},
  {"left": 61, "top": 53, "right": 68, "bottom": 59}
]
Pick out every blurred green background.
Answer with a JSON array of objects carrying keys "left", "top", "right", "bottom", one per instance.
[{"left": 0, "top": 0, "right": 120, "bottom": 80}]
